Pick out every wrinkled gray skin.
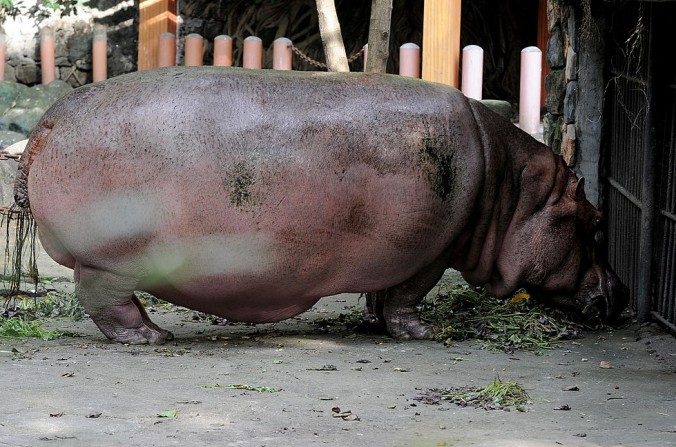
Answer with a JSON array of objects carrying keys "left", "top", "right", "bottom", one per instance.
[{"left": 15, "top": 68, "right": 627, "bottom": 344}]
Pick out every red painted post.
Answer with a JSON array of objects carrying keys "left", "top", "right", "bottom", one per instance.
[
  {"left": 519, "top": 46, "right": 542, "bottom": 134},
  {"left": 273, "top": 37, "right": 292, "bottom": 70},
  {"left": 184, "top": 33, "right": 204, "bottom": 67},
  {"left": 40, "top": 27, "right": 56, "bottom": 84},
  {"left": 461, "top": 45, "right": 483, "bottom": 100},
  {"left": 0, "top": 34, "right": 5, "bottom": 81},
  {"left": 213, "top": 35, "right": 233, "bottom": 67},
  {"left": 158, "top": 32, "right": 177, "bottom": 67},
  {"left": 92, "top": 25, "right": 107, "bottom": 82},
  {"left": 399, "top": 43, "right": 420, "bottom": 78},
  {"left": 243, "top": 36, "right": 263, "bottom": 69}
]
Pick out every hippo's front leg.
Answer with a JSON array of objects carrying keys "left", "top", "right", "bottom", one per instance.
[
  {"left": 75, "top": 264, "right": 174, "bottom": 344},
  {"left": 369, "top": 257, "right": 447, "bottom": 340}
]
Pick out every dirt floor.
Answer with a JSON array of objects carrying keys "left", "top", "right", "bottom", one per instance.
[{"left": 1, "top": 258, "right": 675, "bottom": 447}]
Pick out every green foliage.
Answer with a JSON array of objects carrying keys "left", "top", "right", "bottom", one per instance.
[
  {"left": 420, "top": 285, "right": 584, "bottom": 352},
  {"left": 156, "top": 409, "right": 177, "bottom": 418},
  {"left": 1, "top": 0, "right": 79, "bottom": 22},
  {"left": 0, "top": 317, "right": 69, "bottom": 340},
  {"left": 442, "top": 378, "right": 530, "bottom": 411},
  {"left": 16, "top": 291, "right": 85, "bottom": 320}
]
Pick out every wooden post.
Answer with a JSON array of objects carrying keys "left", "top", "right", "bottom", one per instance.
[
  {"left": 461, "top": 45, "right": 483, "bottom": 100},
  {"left": 138, "top": 0, "right": 177, "bottom": 70},
  {"left": 519, "top": 47, "right": 542, "bottom": 134},
  {"left": 158, "top": 32, "right": 176, "bottom": 67},
  {"left": 0, "top": 34, "right": 5, "bottom": 82},
  {"left": 399, "top": 43, "right": 420, "bottom": 78},
  {"left": 213, "top": 35, "right": 233, "bottom": 67},
  {"left": 422, "top": 0, "right": 461, "bottom": 87},
  {"left": 92, "top": 25, "right": 107, "bottom": 82},
  {"left": 273, "top": 38, "right": 293, "bottom": 70},
  {"left": 243, "top": 36, "right": 263, "bottom": 69},
  {"left": 184, "top": 34, "right": 204, "bottom": 67},
  {"left": 40, "top": 27, "right": 56, "bottom": 85}
]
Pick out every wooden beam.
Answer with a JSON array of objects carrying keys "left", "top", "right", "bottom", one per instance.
[
  {"left": 422, "top": 0, "right": 461, "bottom": 87},
  {"left": 138, "top": 0, "right": 177, "bottom": 70}
]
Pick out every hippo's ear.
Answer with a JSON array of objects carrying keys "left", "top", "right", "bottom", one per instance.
[{"left": 574, "top": 177, "right": 586, "bottom": 201}]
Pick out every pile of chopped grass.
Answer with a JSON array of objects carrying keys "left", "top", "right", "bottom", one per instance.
[
  {"left": 441, "top": 378, "right": 530, "bottom": 411},
  {"left": 0, "top": 317, "right": 70, "bottom": 340},
  {"left": 420, "top": 285, "right": 584, "bottom": 352},
  {"left": 18, "top": 292, "right": 86, "bottom": 320}
]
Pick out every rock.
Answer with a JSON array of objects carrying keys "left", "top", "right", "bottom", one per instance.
[
  {"left": 68, "top": 32, "right": 93, "bottom": 69},
  {"left": 0, "top": 107, "right": 45, "bottom": 135},
  {"left": 15, "top": 64, "right": 38, "bottom": 85},
  {"left": 564, "top": 81, "right": 578, "bottom": 124},
  {"left": 547, "top": 0, "right": 560, "bottom": 31},
  {"left": 3, "top": 64, "right": 17, "bottom": 83},
  {"left": 0, "top": 159, "right": 19, "bottom": 206},
  {"left": 37, "top": 80, "right": 74, "bottom": 104},
  {"left": 565, "top": 48, "right": 578, "bottom": 81},
  {"left": 543, "top": 113, "right": 564, "bottom": 153},
  {"left": 545, "top": 70, "right": 565, "bottom": 115},
  {"left": 547, "top": 25, "right": 565, "bottom": 69},
  {"left": 0, "top": 130, "right": 27, "bottom": 149},
  {"left": 0, "top": 81, "right": 28, "bottom": 115},
  {"left": 480, "top": 100, "right": 513, "bottom": 120},
  {"left": 562, "top": 124, "right": 576, "bottom": 165},
  {"left": 564, "top": 5, "right": 577, "bottom": 51}
]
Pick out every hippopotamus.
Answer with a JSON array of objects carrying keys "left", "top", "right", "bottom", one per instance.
[{"left": 14, "top": 67, "right": 628, "bottom": 344}]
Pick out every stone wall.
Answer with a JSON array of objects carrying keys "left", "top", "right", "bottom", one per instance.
[
  {"left": 1, "top": 0, "right": 138, "bottom": 87},
  {"left": 543, "top": 0, "right": 604, "bottom": 205}
]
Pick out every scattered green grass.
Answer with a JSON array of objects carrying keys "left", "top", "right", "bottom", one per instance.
[
  {"left": 441, "top": 378, "right": 530, "bottom": 411},
  {"left": 201, "top": 383, "right": 279, "bottom": 393},
  {"left": 420, "top": 285, "right": 584, "bottom": 352},
  {"left": 17, "top": 292, "right": 86, "bottom": 320},
  {"left": 0, "top": 317, "right": 70, "bottom": 340}
]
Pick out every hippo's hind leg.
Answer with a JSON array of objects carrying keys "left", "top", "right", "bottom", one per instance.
[
  {"left": 75, "top": 264, "right": 173, "bottom": 344},
  {"left": 372, "top": 258, "right": 447, "bottom": 340}
]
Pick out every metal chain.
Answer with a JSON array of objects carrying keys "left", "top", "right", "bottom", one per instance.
[{"left": 290, "top": 44, "right": 365, "bottom": 70}]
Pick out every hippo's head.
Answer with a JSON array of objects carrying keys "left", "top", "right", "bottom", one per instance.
[{"left": 489, "top": 165, "right": 629, "bottom": 324}]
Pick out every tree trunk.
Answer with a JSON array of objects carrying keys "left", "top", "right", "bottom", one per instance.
[
  {"left": 315, "top": 0, "right": 349, "bottom": 72},
  {"left": 365, "top": 0, "right": 394, "bottom": 73}
]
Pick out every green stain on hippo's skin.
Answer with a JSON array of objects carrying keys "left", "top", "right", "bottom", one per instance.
[{"left": 226, "top": 161, "right": 257, "bottom": 207}]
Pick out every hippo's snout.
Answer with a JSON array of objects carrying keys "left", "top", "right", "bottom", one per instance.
[{"left": 578, "top": 265, "right": 629, "bottom": 324}]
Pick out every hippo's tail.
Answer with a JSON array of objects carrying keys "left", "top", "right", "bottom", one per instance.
[{"left": 14, "top": 121, "right": 53, "bottom": 209}]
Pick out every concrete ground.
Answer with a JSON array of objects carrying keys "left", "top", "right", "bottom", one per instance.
[{"left": 0, "top": 251, "right": 675, "bottom": 447}]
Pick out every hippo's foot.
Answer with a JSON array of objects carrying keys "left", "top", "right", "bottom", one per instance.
[
  {"left": 384, "top": 310, "right": 435, "bottom": 340},
  {"left": 75, "top": 265, "right": 173, "bottom": 345},
  {"left": 91, "top": 295, "right": 174, "bottom": 345},
  {"left": 377, "top": 257, "right": 447, "bottom": 341}
]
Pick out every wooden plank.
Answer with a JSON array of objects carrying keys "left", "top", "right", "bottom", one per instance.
[
  {"left": 138, "top": 0, "right": 177, "bottom": 70},
  {"left": 422, "top": 0, "right": 461, "bottom": 87}
]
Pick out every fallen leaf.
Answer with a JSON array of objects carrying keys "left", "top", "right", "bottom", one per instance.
[
  {"left": 49, "top": 413, "right": 63, "bottom": 418},
  {"left": 307, "top": 365, "right": 337, "bottom": 371},
  {"left": 62, "top": 372, "right": 74, "bottom": 378},
  {"left": 510, "top": 291, "right": 530, "bottom": 304},
  {"left": 393, "top": 367, "right": 409, "bottom": 373},
  {"left": 86, "top": 412, "right": 102, "bottom": 418},
  {"left": 563, "top": 386, "right": 580, "bottom": 391},
  {"left": 599, "top": 361, "right": 613, "bottom": 369},
  {"left": 157, "top": 409, "right": 177, "bottom": 419},
  {"left": 554, "top": 405, "right": 571, "bottom": 411}
]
